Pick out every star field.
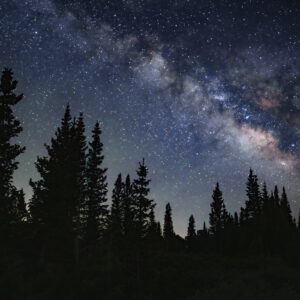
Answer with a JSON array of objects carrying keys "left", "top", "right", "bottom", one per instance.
[{"left": 0, "top": 0, "right": 299, "bottom": 235}]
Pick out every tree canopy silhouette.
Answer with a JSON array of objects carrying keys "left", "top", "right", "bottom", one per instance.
[{"left": 2, "top": 67, "right": 300, "bottom": 300}]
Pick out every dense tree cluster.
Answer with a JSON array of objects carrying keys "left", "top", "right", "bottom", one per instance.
[
  {"left": 0, "top": 68, "right": 26, "bottom": 225},
  {"left": 1, "top": 68, "right": 300, "bottom": 299}
]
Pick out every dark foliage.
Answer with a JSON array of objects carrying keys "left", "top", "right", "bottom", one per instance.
[
  {"left": 163, "top": 202, "right": 174, "bottom": 239},
  {"left": 2, "top": 68, "right": 300, "bottom": 299},
  {"left": 0, "top": 68, "right": 25, "bottom": 225},
  {"left": 84, "top": 121, "right": 108, "bottom": 246}
]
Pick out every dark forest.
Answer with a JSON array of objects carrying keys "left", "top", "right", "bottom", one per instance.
[{"left": 1, "top": 68, "right": 300, "bottom": 299}]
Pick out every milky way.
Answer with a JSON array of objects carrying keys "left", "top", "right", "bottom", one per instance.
[{"left": 1, "top": 0, "right": 299, "bottom": 235}]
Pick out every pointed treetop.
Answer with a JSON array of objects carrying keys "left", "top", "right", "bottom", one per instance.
[
  {"left": 209, "top": 182, "right": 228, "bottom": 233},
  {"left": 187, "top": 214, "right": 196, "bottom": 239},
  {"left": 93, "top": 121, "right": 102, "bottom": 135},
  {"left": 163, "top": 202, "right": 174, "bottom": 238},
  {"left": 274, "top": 185, "right": 280, "bottom": 205},
  {"left": 125, "top": 174, "right": 131, "bottom": 186},
  {"left": 280, "top": 186, "right": 292, "bottom": 219},
  {"left": 61, "top": 104, "right": 72, "bottom": 132},
  {"left": 0, "top": 68, "right": 23, "bottom": 104}
]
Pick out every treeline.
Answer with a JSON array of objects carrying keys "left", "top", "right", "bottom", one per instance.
[{"left": 1, "top": 68, "right": 300, "bottom": 299}]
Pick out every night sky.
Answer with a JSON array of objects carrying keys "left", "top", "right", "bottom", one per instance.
[{"left": 1, "top": 0, "right": 299, "bottom": 235}]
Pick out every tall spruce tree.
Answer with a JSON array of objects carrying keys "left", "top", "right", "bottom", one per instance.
[
  {"left": 234, "top": 212, "right": 239, "bottom": 227},
  {"left": 280, "top": 186, "right": 292, "bottom": 223},
  {"left": 84, "top": 121, "right": 108, "bottom": 244},
  {"left": 7, "top": 188, "right": 28, "bottom": 223},
  {"left": 149, "top": 207, "right": 155, "bottom": 230},
  {"left": 239, "top": 207, "right": 246, "bottom": 225},
  {"left": 202, "top": 222, "right": 208, "bottom": 236},
  {"left": 132, "top": 159, "right": 155, "bottom": 238},
  {"left": 147, "top": 207, "right": 160, "bottom": 239},
  {"left": 29, "top": 106, "right": 86, "bottom": 248},
  {"left": 29, "top": 104, "right": 73, "bottom": 230},
  {"left": 245, "top": 169, "right": 261, "bottom": 220},
  {"left": 29, "top": 180, "right": 45, "bottom": 225},
  {"left": 122, "top": 174, "right": 134, "bottom": 237},
  {"left": 163, "top": 202, "right": 174, "bottom": 239},
  {"left": 110, "top": 173, "right": 123, "bottom": 236},
  {"left": 209, "top": 183, "right": 227, "bottom": 234},
  {"left": 186, "top": 214, "right": 196, "bottom": 240},
  {"left": 273, "top": 185, "right": 280, "bottom": 206},
  {"left": 156, "top": 221, "right": 162, "bottom": 237},
  {"left": 262, "top": 182, "right": 269, "bottom": 212},
  {"left": 269, "top": 191, "right": 275, "bottom": 207},
  {"left": 0, "top": 68, "right": 26, "bottom": 224},
  {"left": 72, "top": 113, "right": 87, "bottom": 233}
]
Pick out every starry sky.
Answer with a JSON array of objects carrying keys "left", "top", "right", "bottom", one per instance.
[{"left": 1, "top": 0, "right": 299, "bottom": 235}]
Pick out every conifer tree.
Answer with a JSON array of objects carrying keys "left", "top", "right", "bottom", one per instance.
[
  {"left": 29, "top": 105, "right": 73, "bottom": 229},
  {"left": 280, "top": 187, "right": 292, "bottom": 214},
  {"left": 239, "top": 207, "right": 246, "bottom": 225},
  {"left": 245, "top": 169, "right": 261, "bottom": 220},
  {"left": 261, "top": 182, "right": 269, "bottom": 212},
  {"left": 196, "top": 222, "right": 206, "bottom": 239},
  {"left": 280, "top": 187, "right": 292, "bottom": 222},
  {"left": 163, "top": 202, "right": 174, "bottom": 239},
  {"left": 186, "top": 214, "right": 196, "bottom": 240},
  {"left": 156, "top": 221, "right": 162, "bottom": 237},
  {"left": 29, "top": 106, "right": 87, "bottom": 249},
  {"left": 0, "top": 68, "right": 25, "bottom": 224},
  {"left": 84, "top": 121, "right": 108, "bottom": 244},
  {"left": 234, "top": 212, "right": 239, "bottom": 227},
  {"left": 149, "top": 207, "right": 156, "bottom": 231},
  {"left": 122, "top": 174, "right": 134, "bottom": 236},
  {"left": 132, "top": 159, "right": 155, "bottom": 238},
  {"left": 147, "top": 207, "right": 161, "bottom": 240},
  {"left": 202, "top": 222, "right": 208, "bottom": 236},
  {"left": 72, "top": 113, "right": 87, "bottom": 233},
  {"left": 110, "top": 173, "right": 123, "bottom": 236},
  {"left": 209, "top": 183, "right": 227, "bottom": 234},
  {"left": 12, "top": 189, "right": 27, "bottom": 222},
  {"left": 273, "top": 185, "right": 280, "bottom": 206},
  {"left": 269, "top": 191, "right": 275, "bottom": 207},
  {"left": 225, "top": 213, "right": 234, "bottom": 226},
  {"left": 28, "top": 181, "right": 45, "bottom": 225}
]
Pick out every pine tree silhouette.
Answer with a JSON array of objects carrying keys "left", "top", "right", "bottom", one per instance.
[
  {"left": 0, "top": 68, "right": 25, "bottom": 224},
  {"left": 273, "top": 185, "right": 280, "bottom": 206},
  {"left": 156, "top": 221, "right": 162, "bottom": 237},
  {"left": 72, "top": 113, "right": 87, "bottom": 234},
  {"left": 202, "top": 222, "right": 208, "bottom": 236},
  {"left": 110, "top": 173, "right": 123, "bottom": 237},
  {"left": 132, "top": 158, "right": 155, "bottom": 238},
  {"left": 209, "top": 183, "right": 228, "bottom": 234},
  {"left": 269, "top": 191, "right": 275, "bottom": 207},
  {"left": 186, "top": 215, "right": 196, "bottom": 240},
  {"left": 148, "top": 207, "right": 156, "bottom": 232},
  {"left": 29, "top": 105, "right": 88, "bottom": 259},
  {"left": 147, "top": 207, "right": 161, "bottom": 241},
  {"left": 84, "top": 121, "right": 108, "bottom": 245},
  {"left": 245, "top": 169, "right": 261, "bottom": 220},
  {"left": 233, "top": 212, "right": 239, "bottom": 227},
  {"left": 280, "top": 186, "right": 292, "bottom": 223},
  {"left": 12, "top": 188, "right": 28, "bottom": 222},
  {"left": 239, "top": 207, "right": 246, "bottom": 225},
  {"left": 163, "top": 202, "right": 174, "bottom": 239},
  {"left": 122, "top": 174, "right": 134, "bottom": 237},
  {"left": 261, "top": 182, "right": 269, "bottom": 212}
]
